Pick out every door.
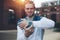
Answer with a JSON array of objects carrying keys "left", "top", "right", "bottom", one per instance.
[{"left": 51, "top": 14, "right": 56, "bottom": 22}]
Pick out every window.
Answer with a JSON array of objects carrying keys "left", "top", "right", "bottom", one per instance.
[
  {"left": 59, "top": 1, "right": 60, "bottom": 5},
  {"left": 43, "top": 3, "right": 48, "bottom": 7},
  {"left": 50, "top": 7, "right": 57, "bottom": 12},
  {"left": 8, "top": 9, "right": 16, "bottom": 24}
]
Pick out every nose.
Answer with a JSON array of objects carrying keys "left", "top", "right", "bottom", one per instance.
[{"left": 28, "top": 8, "right": 31, "bottom": 11}]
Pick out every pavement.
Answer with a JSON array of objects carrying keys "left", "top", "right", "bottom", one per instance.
[
  {"left": 0, "top": 29, "right": 60, "bottom": 40},
  {"left": 0, "top": 30, "right": 17, "bottom": 40},
  {"left": 43, "top": 29, "right": 60, "bottom": 40}
]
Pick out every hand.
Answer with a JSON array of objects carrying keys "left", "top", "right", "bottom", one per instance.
[
  {"left": 19, "top": 20, "right": 28, "bottom": 29},
  {"left": 24, "top": 25, "right": 34, "bottom": 37}
]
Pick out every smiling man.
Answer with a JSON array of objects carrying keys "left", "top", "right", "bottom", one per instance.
[{"left": 17, "top": 1, "right": 55, "bottom": 40}]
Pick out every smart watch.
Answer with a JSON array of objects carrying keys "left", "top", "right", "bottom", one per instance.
[{"left": 26, "top": 22, "right": 32, "bottom": 28}]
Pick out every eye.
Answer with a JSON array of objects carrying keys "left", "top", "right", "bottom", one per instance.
[
  {"left": 25, "top": 8, "right": 34, "bottom": 10},
  {"left": 26, "top": 8, "right": 29, "bottom": 10},
  {"left": 30, "top": 8, "right": 34, "bottom": 10}
]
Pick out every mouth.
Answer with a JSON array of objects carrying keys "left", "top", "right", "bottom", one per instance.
[{"left": 28, "top": 12, "right": 32, "bottom": 13}]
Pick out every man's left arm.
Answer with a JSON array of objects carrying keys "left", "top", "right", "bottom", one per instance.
[{"left": 32, "top": 17, "right": 55, "bottom": 29}]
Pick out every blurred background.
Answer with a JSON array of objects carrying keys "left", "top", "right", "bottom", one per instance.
[{"left": 0, "top": 0, "right": 60, "bottom": 40}]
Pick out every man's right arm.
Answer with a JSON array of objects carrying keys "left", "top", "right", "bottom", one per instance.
[{"left": 17, "top": 19, "right": 28, "bottom": 29}]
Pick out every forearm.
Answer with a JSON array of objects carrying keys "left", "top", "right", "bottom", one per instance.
[{"left": 32, "top": 17, "right": 55, "bottom": 29}]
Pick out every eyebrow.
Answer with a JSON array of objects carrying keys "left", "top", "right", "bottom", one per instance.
[{"left": 25, "top": 7, "right": 34, "bottom": 9}]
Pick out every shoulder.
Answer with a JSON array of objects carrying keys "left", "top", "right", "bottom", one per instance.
[
  {"left": 17, "top": 18, "right": 26, "bottom": 25},
  {"left": 33, "top": 15, "right": 43, "bottom": 20},
  {"left": 34, "top": 15, "right": 42, "bottom": 18}
]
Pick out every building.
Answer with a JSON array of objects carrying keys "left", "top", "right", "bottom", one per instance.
[
  {"left": 0, "top": 0, "right": 60, "bottom": 29},
  {"left": 0, "top": 0, "right": 26, "bottom": 29},
  {"left": 39, "top": 0, "right": 60, "bottom": 22}
]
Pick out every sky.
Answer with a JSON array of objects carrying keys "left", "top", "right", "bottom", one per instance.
[{"left": 32, "top": 0, "right": 57, "bottom": 8}]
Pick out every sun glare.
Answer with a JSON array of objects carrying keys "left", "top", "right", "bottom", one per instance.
[{"left": 20, "top": 0, "right": 25, "bottom": 2}]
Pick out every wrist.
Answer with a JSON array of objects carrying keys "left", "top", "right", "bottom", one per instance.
[{"left": 26, "top": 22, "right": 32, "bottom": 28}]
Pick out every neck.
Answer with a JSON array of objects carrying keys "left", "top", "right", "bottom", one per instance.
[
  {"left": 28, "top": 16, "right": 33, "bottom": 18},
  {"left": 27, "top": 14, "right": 34, "bottom": 18}
]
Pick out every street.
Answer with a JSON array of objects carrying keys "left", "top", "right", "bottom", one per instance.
[
  {"left": 0, "top": 29, "right": 60, "bottom": 40},
  {"left": 43, "top": 29, "right": 60, "bottom": 40},
  {"left": 0, "top": 30, "right": 17, "bottom": 40}
]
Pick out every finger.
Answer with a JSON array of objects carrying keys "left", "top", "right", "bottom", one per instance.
[{"left": 24, "top": 24, "right": 28, "bottom": 30}]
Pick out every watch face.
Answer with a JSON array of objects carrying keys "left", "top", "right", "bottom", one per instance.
[{"left": 26, "top": 22, "right": 32, "bottom": 28}]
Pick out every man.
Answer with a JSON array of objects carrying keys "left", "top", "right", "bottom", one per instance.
[{"left": 17, "top": 1, "right": 55, "bottom": 40}]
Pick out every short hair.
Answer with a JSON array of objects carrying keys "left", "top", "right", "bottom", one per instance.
[{"left": 25, "top": 1, "right": 35, "bottom": 8}]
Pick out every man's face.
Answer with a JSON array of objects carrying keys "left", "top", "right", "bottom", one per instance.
[{"left": 25, "top": 3, "right": 35, "bottom": 17}]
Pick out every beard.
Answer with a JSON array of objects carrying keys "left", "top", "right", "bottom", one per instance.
[{"left": 27, "top": 13, "right": 34, "bottom": 18}]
